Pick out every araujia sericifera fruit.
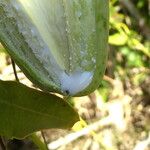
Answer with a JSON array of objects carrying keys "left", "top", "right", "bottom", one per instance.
[{"left": 0, "top": 0, "right": 109, "bottom": 96}]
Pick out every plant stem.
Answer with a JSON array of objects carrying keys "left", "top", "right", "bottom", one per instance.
[
  {"left": 11, "top": 58, "right": 19, "bottom": 82},
  {"left": 29, "top": 134, "right": 48, "bottom": 150},
  {"left": 41, "top": 131, "right": 49, "bottom": 150}
]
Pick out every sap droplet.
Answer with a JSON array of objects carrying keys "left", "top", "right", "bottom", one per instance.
[{"left": 59, "top": 71, "right": 93, "bottom": 95}]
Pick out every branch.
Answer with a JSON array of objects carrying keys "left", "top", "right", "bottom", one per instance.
[{"left": 48, "top": 117, "right": 112, "bottom": 150}]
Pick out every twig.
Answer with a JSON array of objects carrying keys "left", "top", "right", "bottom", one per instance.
[
  {"left": 103, "top": 75, "right": 114, "bottom": 85},
  {"left": 11, "top": 58, "right": 19, "bottom": 82},
  {"left": 48, "top": 117, "right": 112, "bottom": 150},
  {"left": 41, "top": 131, "right": 49, "bottom": 150}
]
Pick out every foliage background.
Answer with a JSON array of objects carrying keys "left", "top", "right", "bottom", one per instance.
[{"left": 0, "top": 0, "right": 149, "bottom": 150}]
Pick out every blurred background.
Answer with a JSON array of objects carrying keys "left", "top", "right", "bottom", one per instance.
[{"left": 0, "top": 0, "right": 150, "bottom": 150}]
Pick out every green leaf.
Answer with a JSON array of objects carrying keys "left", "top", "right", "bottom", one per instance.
[
  {"left": 0, "top": 0, "right": 109, "bottom": 96},
  {"left": 109, "top": 33, "right": 128, "bottom": 46},
  {"left": 0, "top": 80, "right": 79, "bottom": 139}
]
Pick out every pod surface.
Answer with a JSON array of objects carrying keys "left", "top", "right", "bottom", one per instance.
[{"left": 0, "top": 0, "right": 109, "bottom": 96}]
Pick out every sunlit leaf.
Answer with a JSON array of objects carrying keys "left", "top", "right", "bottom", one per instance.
[{"left": 109, "top": 33, "right": 127, "bottom": 46}]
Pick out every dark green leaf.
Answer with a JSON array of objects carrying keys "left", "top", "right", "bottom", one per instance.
[{"left": 0, "top": 80, "right": 79, "bottom": 139}]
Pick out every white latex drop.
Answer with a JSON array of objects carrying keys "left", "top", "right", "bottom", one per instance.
[{"left": 59, "top": 71, "right": 93, "bottom": 95}]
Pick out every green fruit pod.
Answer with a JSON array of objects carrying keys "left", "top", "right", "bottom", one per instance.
[{"left": 0, "top": 0, "right": 109, "bottom": 96}]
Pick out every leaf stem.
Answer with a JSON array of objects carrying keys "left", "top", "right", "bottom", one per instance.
[
  {"left": 11, "top": 58, "right": 19, "bottom": 82},
  {"left": 41, "top": 131, "right": 49, "bottom": 150},
  {"left": 29, "top": 133, "right": 48, "bottom": 150}
]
